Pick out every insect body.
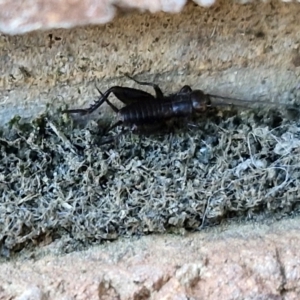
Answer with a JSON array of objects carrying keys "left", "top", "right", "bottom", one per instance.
[
  {"left": 118, "top": 87, "right": 210, "bottom": 124},
  {"left": 63, "top": 76, "right": 212, "bottom": 136},
  {"left": 62, "top": 75, "right": 298, "bottom": 142}
]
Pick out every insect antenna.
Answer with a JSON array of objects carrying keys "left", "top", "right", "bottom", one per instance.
[{"left": 208, "top": 93, "right": 300, "bottom": 112}]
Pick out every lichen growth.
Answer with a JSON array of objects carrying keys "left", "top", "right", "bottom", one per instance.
[{"left": 1, "top": 103, "right": 300, "bottom": 257}]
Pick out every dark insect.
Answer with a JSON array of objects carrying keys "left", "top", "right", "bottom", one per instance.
[{"left": 62, "top": 75, "right": 298, "bottom": 144}]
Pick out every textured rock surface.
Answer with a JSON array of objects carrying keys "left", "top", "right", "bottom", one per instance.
[
  {"left": 0, "top": 0, "right": 206, "bottom": 35},
  {"left": 1, "top": 0, "right": 300, "bottom": 126},
  {"left": 1, "top": 218, "right": 300, "bottom": 299}
]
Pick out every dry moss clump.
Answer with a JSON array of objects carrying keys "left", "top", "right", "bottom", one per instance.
[{"left": 1, "top": 103, "right": 300, "bottom": 257}]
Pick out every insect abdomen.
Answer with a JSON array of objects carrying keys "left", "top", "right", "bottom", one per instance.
[
  {"left": 119, "top": 101, "right": 173, "bottom": 124},
  {"left": 119, "top": 98, "right": 195, "bottom": 125}
]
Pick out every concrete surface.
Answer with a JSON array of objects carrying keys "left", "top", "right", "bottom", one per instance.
[
  {"left": 2, "top": 217, "right": 300, "bottom": 299},
  {"left": 0, "top": 0, "right": 217, "bottom": 35},
  {"left": 1, "top": 0, "right": 300, "bottom": 126}
]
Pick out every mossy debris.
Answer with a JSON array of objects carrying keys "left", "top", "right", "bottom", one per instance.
[{"left": 1, "top": 104, "right": 300, "bottom": 257}]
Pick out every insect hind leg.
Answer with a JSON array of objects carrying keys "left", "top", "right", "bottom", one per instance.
[
  {"left": 125, "top": 74, "right": 164, "bottom": 100},
  {"left": 104, "top": 120, "right": 123, "bottom": 133},
  {"left": 63, "top": 85, "right": 133, "bottom": 115},
  {"left": 99, "top": 126, "right": 129, "bottom": 145},
  {"left": 92, "top": 86, "right": 120, "bottom": 114}
]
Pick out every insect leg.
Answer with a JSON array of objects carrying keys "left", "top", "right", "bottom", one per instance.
[
  {"left": 95, "top": 93, "right": 122, "bottom": 132},
  {"left": 179, "top": 85, "right": 192, "bottom": 94},
  {"left": 103, "top": 97, "right": 119, "bottom": 113},
  {"left": 104, "top": 120, "right": 123, "bottom": 133},
  {"left": 107, "top": 87, "right": 155, "bottom": 105},
  {"left": 125, "top": 74, "right": 164, "bottom": 100},
  {"left": 61, "top": 87, "right": 113, "bottom": 115},
  {"left": 99, "top": 126, "right": 129, "bottom": 145},
  {"left": 63, "top": 86, "right": 152, "bottom": 115}
]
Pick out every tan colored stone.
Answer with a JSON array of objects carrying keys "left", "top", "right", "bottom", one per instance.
[
  {"left": 1, "top": 218, "right": 300, "bottom": 299},
  {"left": 0, "top": 0, "right": 191, "bottom": 35},
  {"left": 1, "top": 0, "right": 300, "bottom": 126}
]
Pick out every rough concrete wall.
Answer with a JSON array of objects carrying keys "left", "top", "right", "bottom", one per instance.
[
  {"left": 0, "top": 0, "right": 217, "bottom": 35},
  {"left": 1, "top": 0, "right": 300, "bottom": 126},
  {"left": 2, "top": 218, "right": 300, "bottom": 299}
]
